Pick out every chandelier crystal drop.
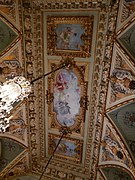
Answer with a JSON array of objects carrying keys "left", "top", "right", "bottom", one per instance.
[
  {"left": 0, "top": 116, "right": 12, "bottom": 133},
  {"left": 0, "top": 76, "right": 31, "bottom": 132}
]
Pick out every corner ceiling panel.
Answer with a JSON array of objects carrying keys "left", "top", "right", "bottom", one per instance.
[
  {"left": 116, "top": 0, "right": 135, "bottom": 31},
  {"left": 106, "top": 44, "right": 135, "bottom": 108},
  {"left": 98, "top": 117, "right": 135, "bottom": 175},
  {"left": 108, "top": 102, "right": 135, "bottom": 161},
  {"left": 101, "top": 167, "right": 132, "bottom": 180},
  {"left": 0, "top": 17, "right": 18, "bottom": 55},
  {"left": 118, "top": 22, "right": 135, "bottom": 61},
  {"left": 3, "top": 153, "right": 30, "bottom": 179},
  {"left": 0, "top": 137, "right": 25, "bottom": 173}
]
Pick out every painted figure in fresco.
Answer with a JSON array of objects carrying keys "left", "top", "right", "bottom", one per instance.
[
  {"left": 56, "top": 24, "right": 84, "bottom": 50},
  {"left": 7, "top": 119, "right": 26, "bottom": 135},
  {"left": 124, "top": 112, "right": 135, "bottom": 128},
  {"left": 53, "top": 69, "right": 80, "bottom": 127},
  {"left": 102, "top": 135, "right": 124, "bottom": 162},
  {"left": 0, "top": 158, "right": 9, "bottom": 171},
  {"left": 54, "top": 139, "right": 77, "bottom": 157},
  {"left": 0, "top": 80, "right": 22, "bottom": 118},
  {"left": 114, "top": 170, "right": 131, "bottom": 180},
  {"left": 0, "top": 60, "right": 22, "bottom": 82},
  {"left": 110, "top": 68, "right": 135, "bottom": 98}
]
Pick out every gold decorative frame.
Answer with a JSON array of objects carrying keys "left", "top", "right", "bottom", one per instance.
[
  {"left": 47, "top": 57, "right": 89, "bottom": 135},
  {"left": 47, "top": 16, "right": 94, "bottom": 58},
  {"left": 48, "top": 133, "right": 83, "bottom": 163}
]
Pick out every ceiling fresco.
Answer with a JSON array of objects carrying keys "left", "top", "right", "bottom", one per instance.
[
  {"left": 106, "top": 43, "right": 135, "bottom": 107},
  {"left": 47, "top": 15, "right": 93, "bottom": 57},
  {"left": 100, "top": 122, "right": 129, "bottom": 165},
  {"left": 108, "top": 102, "right": 135, "bottom": 160},
  {"left": 3, "top": 153, "right": 29, "bottom": 179},
  {"left": 101, "top": 167, "right": 132, "bottom": 180},
  {"left": 0, "top": 137, "right": 25, "bottom": 173},
  {"left": 118, "top": 22, "right": 135, "bottom": 61},
  {"left": 98, "top": 117, "right": 135, "bottom": 176},
  {"left": 0, "top": 0, "right": 135, "bottom": 180},
  {"left": 0, "top": 17, "right": 18, "bottom": 55}
]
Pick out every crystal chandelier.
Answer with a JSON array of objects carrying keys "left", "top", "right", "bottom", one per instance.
[{"left": 0, "top": 76, "right": 31, "bottom": 132}]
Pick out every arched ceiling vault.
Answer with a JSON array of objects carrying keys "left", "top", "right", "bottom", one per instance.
[{"left": 0, "top": 0, "right": 135, "bottom": 180}]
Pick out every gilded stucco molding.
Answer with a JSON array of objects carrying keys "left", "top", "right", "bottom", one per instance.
[
  {"left": 88, "top": 1, "right": 120, "bottom": 179},
  {"left": 32, "top": 8, "right": 45, "bottom": 161},
  {"left": 33, "top": 0, "right": 110, "bottom": 10},
  {"left": 22, "top": 0, "right": 40, "bottom": 172}
]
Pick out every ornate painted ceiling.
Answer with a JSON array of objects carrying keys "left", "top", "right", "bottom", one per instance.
[{"left": 0, "top": 0, "right": 135, "bottom": 180}]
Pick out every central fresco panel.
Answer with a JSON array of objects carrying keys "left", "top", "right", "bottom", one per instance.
[
  {"left": 45, "top": 14, "right": 92, "bottom": 163},
  {"left": 44, "top": 11, "right": 93, "bottom": 170}
]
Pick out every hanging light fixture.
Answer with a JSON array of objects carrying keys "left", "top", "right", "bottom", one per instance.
[
  {"left": 0, "top": 116, "right": 13, "bottom": 133},
  {"left": 0, "top": 76, "right": 31, "bottom": 132}
]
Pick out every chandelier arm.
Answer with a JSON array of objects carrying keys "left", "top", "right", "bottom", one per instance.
[
  {"left": 39, "top": 130, "right": 68, "bottom": 180},
  {"left": 31, "top": 64, "right": 67, "bottom": 84}
]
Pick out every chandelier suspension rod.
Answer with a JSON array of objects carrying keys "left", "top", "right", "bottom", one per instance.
[
  {"left": 31, "top": 64, "right": 67, "bottom": 84},
  {"left": 39, "top": 130, "right": 68, "bottom": 180}
]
